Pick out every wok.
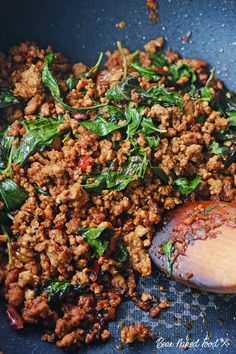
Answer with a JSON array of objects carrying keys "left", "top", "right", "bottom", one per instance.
[{"left": 0, "top": 1, "right": 236, "bottom": 353}]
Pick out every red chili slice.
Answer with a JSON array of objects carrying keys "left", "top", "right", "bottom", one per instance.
[{"left": 78, "top": 156, "right": 94, "bottom": 172}]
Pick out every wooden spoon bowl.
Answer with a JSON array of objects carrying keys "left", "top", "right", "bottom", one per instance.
[{"left": 149, "top": 201, "right": 236, "bottom": 293}]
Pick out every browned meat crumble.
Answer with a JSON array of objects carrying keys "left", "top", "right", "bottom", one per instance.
[{"left": 0, "top": 36, "right": 235, "bottom": 350}]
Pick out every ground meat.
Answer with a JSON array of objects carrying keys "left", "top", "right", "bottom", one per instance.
[
  {"left": 13, "top": 64, "right": 42, "bottom": 99},
  {"left": 144, "top": 36, "right": 164, "bottom": 53},
  {"left": 22, "top": 295, "right": 51, "bottom": 323},
  {"left": 0, "top": 40, "right": 235, "bottom": 352},
  {"left": 124, "top": 230, "right": 152, "bottom": 276},
  {"left": 7, "top": 285, "right": 24, "bottom": 307},
  {"left": 120, "top": 324, "right": 156, "bottom": 344}
]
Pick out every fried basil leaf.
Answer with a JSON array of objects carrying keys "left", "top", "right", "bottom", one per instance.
[
  {"left": 125, "top": 107, "right": 142, "bottom": 139},
  {"left": 105, "top": 76, "right": 139, "bottom": 101},
  {"left": 66, "top": 52, "right": 103, "bottom": 90},
  {"left": 112, "top": 239, "right": 129, "bottom": 262},
  {"left": 79, "top": 115, "right": 123, "bottom": 136},
  {"left": 130, "top": 62, "right": 161, "bottom": 82},
  {"left": 161, "top": 240, "right": 173, "bottom": 277},
  {"left": 0, "top": 179, "right": 28, "bottom": 211},
  {"left": 78, "top": 227, "right": 110, "bottom": 256},
  {"left": 0, "top": 89, "right": 19, "bottom": 109},
  {"left": 39, "top": 280, "right": 83, "bottom": 304},
  {"left": 140, "top": 85, "right": 182, "bottom": 108},
  {"left": 99, "top": 105, "right": 124, "bottom": 124},
  {"left": 152, "top": 166, "right": 169, "bottom": 184},
  {"left": 168, "top": 63, "right": 197, "bottom": 84},
  {"left": 150, "top": 52, "right": 168, "bottom": 68},
  {"left": 209, "top": 141, "right": 229, "bottom": 155},
  {"left": 83, "top": 148, "right": 149, "bottom": 192},
  {"left": 12, "top": 116, "right": 66, "bottom": 165},
  {"left": 43, "top": 53, "right": 105, "bottom": 112},
  {"left": 174, "top": 175, "right": 201, "bottom": 195}
]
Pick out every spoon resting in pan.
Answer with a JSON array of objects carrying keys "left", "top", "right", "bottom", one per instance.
[{"left": 149, "top": 201, "right": 236, "bottom": 293}]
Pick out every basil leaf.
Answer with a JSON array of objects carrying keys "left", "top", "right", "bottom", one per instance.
[
  {"left": 125, "top": 108, "right": 163, "bottom": 145},
  {"left": 0, "top": 179, "right": 28, "bottom": 211},
  {"left": 150, "top": 52, "right": 168, "bottom": 68},
  {"left": 83, "top": 148, "right": 149, "bottom": 192},
  {"left": 0, "top": 126, "right": 15, "bottom": 154},
  {"left": 140, "top": 116, "right": 165, "bottom": 134},
  {"left": 140, "top": 85, "right": 183, "bottom": 108},
  {"left": 0, "top": 88, "right": 19, "bottom": 109},
  {"left": 200, "top": 86, "right": 213, "bottom": 101},
  {"left": 82, "top": 174, "right": 107, "bottom": 192},
  {"left": 152, "top": 166, "right": 169, "bottom": 184},
  {"left": 43, "top": 53, "right": 105, "bottom": 112},
  {"left": 125, "top": 107, "right": 142, "bottom": 139},
  {"left": 99, "top": 105, "right": 124, "bottom": 124},
  {"left": 78, "top": 227, "right": 110, "bottom": 256},
  {"left": 112, "top": 239, "right": 128, "bottom": 262},
  {"left": 0, "top": 146, "right": 7, "bottom": 170},
  {"left": 39, "top": 280, "right": 83, "bottom": 304},
  {"left": 209, "top": 141, "right": 229, "bottom": 155},
  {"left": 79, "top": 115, "right": 123, "bottom": 136},
  {"left": 144, "top": 135, "right": 160, "bottom": 147},
  {"left": 12, "top": 116, "right": 66, "bottom": 165},
  {"left": 174, "top": 175, "right": 201, "bottom": 195},
  {"left": 105, "top": 76, "right": 139, "bottom": 101},
  {"left": 161, "top": 240, "right": 173, "bottom": 277},
  {"left": 66, "top": 52, "right": 103, "bottom": 90},
  {"left": 130, "top": 62, "right": 161, "bottom": 82},
  {"left": 169, "top": 63, "right": 197, "bottom": 84}
]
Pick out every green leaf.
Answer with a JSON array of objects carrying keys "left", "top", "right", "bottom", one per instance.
[
  {"left": 152, "top": 166, "right": 169, "bottom": 183},
  {"left": 105, "top": 76, "right": 139, "bottom": 101},
  {"left": 174, "top": 175, "right": 201, "bottom": 195},
  {"left": 99, "top": 105, "right": 124, "bottom": 124},
  {"left": 130, "top": 62, "right": 161, "bottom": 82},
  {"left": 161, "top": 240, "right": 173, "bottom": 277},
  {"left": 228, "top": 112, "right": 236, "bottom": 127},
  {"left": 140, "top": 85, "right": 183, "bottom": 108},
  {"left": 112, "top": 239, "right": 128, "bottom": 262},
  {"left": 144, "top": 135, "right": 160, "bottom": 147},
  {"left": 125, "top": 107, "right": 142, "bottom": 139},
  {"left": 0, "top": 88, "right": 19, "bottom": 109},
  {"left": 79, "top": 115, "right": 123, "bottom": 136},
  {"left": 78, "top": 227, "right": 110, "bottom": 256},
  {"left": 0, "top": 179, "right": 28, "bottom": 211},
  {"left": 83, "top": 148, "right": 149, "bottom": 192},
  {"left": 140, "top": 116, "right": 165, "bottom": 134},
  {"left": 43, "top": 53, "right": 106, "bottom": 112},
  {"left": 66, "top": 52, "right": 103, "bottom": 90},
  {"left": 39, "top": 279, "right": 83, "bottom": 304},
  {"left": 150, "top": 52, "right": 168, "bottom": 68},
  {"left": 209, "top": 141, "right": 229, "bottom": 155},
  {"left": 12, "top": 116, "right": 66, "bottom": 165},
  {"left": 0, "top": 126, "right": 16, "bottom": 175},
  {"left": 168, "top": 63, "right": 197, "bottom": 84}
]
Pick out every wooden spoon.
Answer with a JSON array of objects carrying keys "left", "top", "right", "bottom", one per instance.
[{"left": 149, "top": 201, "right": 236, "bottom": 293}]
